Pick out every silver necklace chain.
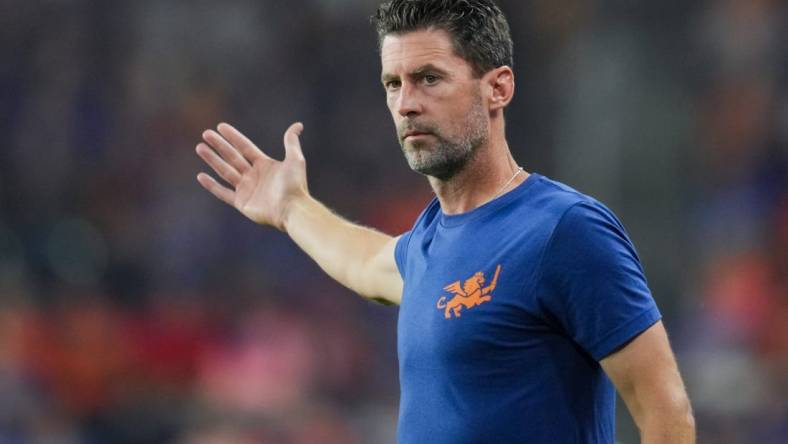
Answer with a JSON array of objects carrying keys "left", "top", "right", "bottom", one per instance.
[{"left": 493, "top": 166, "right": 524, "bottom": 200}]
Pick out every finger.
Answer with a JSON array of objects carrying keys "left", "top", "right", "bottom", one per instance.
[
  {"left": 202, "top": 130, "right": 252, "bottom": 173},
  {"left": 197, "top": 172, "right": 235, "bottom": 206},
  {"left": 195, "top": 143, "right": 241, "bottom": 186},
  {"left": 283, "top": 122, "right": 305, "bottom": 162},
  {"left": 216, "top": 123, "right": 269, "bottom": 163}
]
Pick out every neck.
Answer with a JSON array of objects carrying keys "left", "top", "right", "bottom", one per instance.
[{"left": 428, "top": 126, "right": 528, "bottom": 215}]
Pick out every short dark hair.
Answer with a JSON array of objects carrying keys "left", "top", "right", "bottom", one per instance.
[{"left": 372, "top": 0, "right": 514, "bottom": 77}]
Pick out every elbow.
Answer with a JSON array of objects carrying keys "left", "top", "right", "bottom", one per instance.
[
  {"left": 670, "top": 386, "right": 695, "bottom": 430},
  {"left": 632, "top": 387, "right": 696, "bottom": 442},
  {"left": 679, "top": 394, "right": 696, "bottom": 435},
  {"left": 669, "top": 399, "right": 696, "bottom": 443},
  {"left": 644, "top": 392, "right": 696, "bottom": 442}
]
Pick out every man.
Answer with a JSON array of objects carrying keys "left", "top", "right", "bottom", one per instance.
[{"left": 195, "top": 0, "right": 695, "bottom": 442}]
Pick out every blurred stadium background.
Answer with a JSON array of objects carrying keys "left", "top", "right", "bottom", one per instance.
[{"left": 0, "top": 0, "right": 786, "bottom": 443}]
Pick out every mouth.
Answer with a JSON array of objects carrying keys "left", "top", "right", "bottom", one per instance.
[{"left": 402, "top": 131, "right": 432, "bottom": 141}]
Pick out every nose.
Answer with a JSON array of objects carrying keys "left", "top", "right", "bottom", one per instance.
[{"left": 395, "top": 83, "right": 422, "bottom": 117}]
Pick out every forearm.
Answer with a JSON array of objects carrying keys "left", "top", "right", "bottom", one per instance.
[
  {"left": 195, "top": 122, "right": 401, "bottom": 303},
  {"left": 283, "top": 194, "right": 400, "bottom": 303}
]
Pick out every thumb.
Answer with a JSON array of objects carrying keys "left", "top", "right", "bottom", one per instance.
[{"left": 283, "top": 122, "right": 305, "bottom": 162}]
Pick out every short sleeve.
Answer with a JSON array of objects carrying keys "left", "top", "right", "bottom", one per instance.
[
  {"left": 537, "top": 201, "right": 661, "bottom": 361},
  {"left": 394, "top": 230, "right": 412, "bottom": 279}
]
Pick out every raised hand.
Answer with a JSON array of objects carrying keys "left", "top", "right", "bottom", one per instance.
[{"left": 195, "top": 122, "right": 308, "bottom": 231}]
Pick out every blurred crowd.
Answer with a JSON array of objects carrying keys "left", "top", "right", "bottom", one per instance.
[{"left": 0, "top": 1, "right": 785, "bottom": 443}]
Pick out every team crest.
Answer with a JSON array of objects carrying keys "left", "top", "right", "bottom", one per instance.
[{"left": 436, "top": 265, "right": 501, "bottom": 319}]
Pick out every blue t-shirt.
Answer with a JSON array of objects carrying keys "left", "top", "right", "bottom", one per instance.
[{"left": 394, "top": 173, "right": 661, "bottom": 444}]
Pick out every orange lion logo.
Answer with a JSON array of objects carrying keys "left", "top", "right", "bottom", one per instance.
[{"left": 436, "top": 265, "right": 501, "bottom": 319}]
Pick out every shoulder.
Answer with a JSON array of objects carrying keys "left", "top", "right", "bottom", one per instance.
[
  {"left": 397, "top": 196, "right": 440, "bottom": 238},
  {"left": 531, "top": 174, "right": 596, "bottom": 209},
  {"left": 394, "top": 196, "right": 440, "bottom": 274},
  {"left": 523, "top": 174, "right": 618, "bottom": 229},
  {"left": 536, "top": 177, "right": 643, "bottom": 281},
  {"left": 526, "top": 175, "right": 637, "bottom": 272},
  {"left": 413, "top": 196, "right": 441, "bottom": 229}
]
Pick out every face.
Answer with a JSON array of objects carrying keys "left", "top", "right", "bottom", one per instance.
[{"left": 381, "top": 28, "right": 489, "bottom": 180}]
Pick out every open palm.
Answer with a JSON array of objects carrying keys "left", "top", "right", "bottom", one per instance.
[{"left": 195, "top": 122, "right": 308, "bottom": 231}]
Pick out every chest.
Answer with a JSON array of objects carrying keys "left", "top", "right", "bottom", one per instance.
[{"left": 397, "top": 224, "right": 553, "bottom": 370}]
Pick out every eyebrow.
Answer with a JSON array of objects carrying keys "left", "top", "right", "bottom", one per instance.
[{"left": 381, "top": 63, "right": 450, "bottom": 84}]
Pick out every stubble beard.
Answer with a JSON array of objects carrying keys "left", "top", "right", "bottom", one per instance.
[{"left": 398, "top": 94, "right": 488, "bottom": 181}]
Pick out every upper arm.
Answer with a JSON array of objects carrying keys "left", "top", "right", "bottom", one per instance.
[
  {"left": 600, "top": 321, "right": 695, "bottom": 439},
  {"left": 538, "top": 201, "right": 694, "bottom": 438},
  {"left": 538, "top": 201, "right": 661, "bottom": 360},
  {"left": 360, "top": 234, "right": 403, "bottom": 305}
]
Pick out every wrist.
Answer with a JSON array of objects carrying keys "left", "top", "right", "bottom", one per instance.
[{"left": 280, "top": 190, "right": 312, "bottom": 233}]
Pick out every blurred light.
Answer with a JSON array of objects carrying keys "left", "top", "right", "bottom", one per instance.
[
  {"left": 45, "top": 217, "right": 108, "bottom": 285},
  {"left": 0, "top": 222, "right": 26, "bottom": 287}
]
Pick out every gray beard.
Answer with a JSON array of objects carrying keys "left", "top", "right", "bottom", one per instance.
[{"left": 399, "top": 98, "right": 488, "bottom": 181}]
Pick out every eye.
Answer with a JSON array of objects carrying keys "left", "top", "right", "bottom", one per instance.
[
  {"left": 423, "top": 74, "right": 440, "bottom": 85},
  {"left": 385, "top": 80, "right": 401, "bottom": 91}
]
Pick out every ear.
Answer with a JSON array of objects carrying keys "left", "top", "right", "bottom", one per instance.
[{"left": 484, "top": 66, "right": 514, "bottom": 112}]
